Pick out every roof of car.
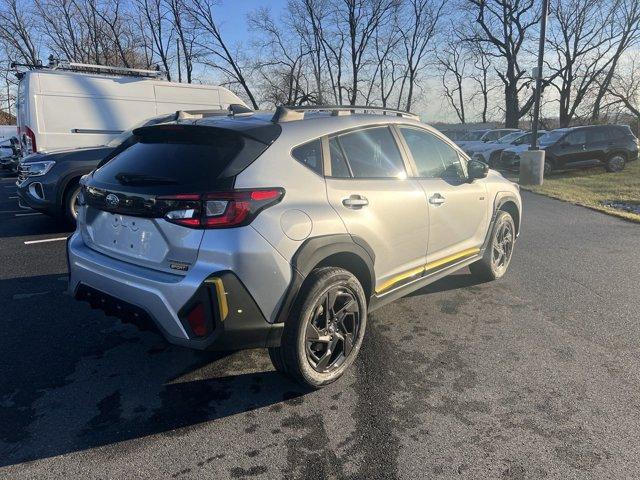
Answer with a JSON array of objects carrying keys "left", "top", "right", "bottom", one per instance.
[{"left": 172, "top": 110, "right": 433, "bottom": 145}]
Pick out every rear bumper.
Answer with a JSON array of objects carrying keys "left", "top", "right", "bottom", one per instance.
[{"left": 67, "top": 232, "right": 286, "bottom": 350}]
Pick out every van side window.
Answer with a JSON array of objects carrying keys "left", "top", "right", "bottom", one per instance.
[
  {"left": 333, "top": 127, "right": 405, "bottom": 179},
  {"left": 400, "top": 127, "right": 465, "bottom": 179},
  {"left": 292, "top": 139, "right": 323, "bottom": 174}
]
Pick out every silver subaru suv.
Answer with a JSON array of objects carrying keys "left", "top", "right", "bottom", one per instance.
[{"left": 68, "top": 106, "right": 522, "bottom": 388}]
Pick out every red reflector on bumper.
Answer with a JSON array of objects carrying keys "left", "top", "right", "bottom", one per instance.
[{"left": 186, "top": 303, "right": 208, "bottom": 337}]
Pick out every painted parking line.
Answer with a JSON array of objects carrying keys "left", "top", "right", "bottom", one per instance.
[
  {"left": 24, "top": 237, "right": 68, "bottom": 245},
  {"left": 15, "top": 212, "right": 42, "bottom": 217}
]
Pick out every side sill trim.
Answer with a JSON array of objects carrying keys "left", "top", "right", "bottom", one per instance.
[
  {"left": 375, "top": 247, "right": 480, "bottom": 295},
  {"left": 369, "top": 254, "right": 481, "bottom": 312}
]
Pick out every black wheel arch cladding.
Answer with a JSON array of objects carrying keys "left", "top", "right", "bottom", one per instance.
[{"left": 274, "top": 234, "right": 376, "bottom": 324}]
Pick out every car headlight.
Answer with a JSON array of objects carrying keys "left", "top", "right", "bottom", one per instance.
[{"left": 22, "top": 160, "right": 56, "bottom": 177}]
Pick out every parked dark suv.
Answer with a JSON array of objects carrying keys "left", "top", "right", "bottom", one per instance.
[
  {"left": 16, "top": 113, "right": 176, "bottom": 223},
  {"left": 499, "top": 124, "right": 639, "bottom": 174}
]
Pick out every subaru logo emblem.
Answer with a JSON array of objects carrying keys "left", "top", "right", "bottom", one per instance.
[{"left": 105, "top": 193, "right": 120, "bottom": 208}]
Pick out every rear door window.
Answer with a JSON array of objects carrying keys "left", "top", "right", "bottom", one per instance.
[
  {"left": 589, "top": 128, "right": 608, "bottom": 143},
  {"left": 328, "top": 137, "right": 352, "bottom": 178},
  {"left": 331, "top": 127, "right": 405, "bottom": 179},
  {"left": 565, "top": 130, "right": 587, "bottom": 145}
]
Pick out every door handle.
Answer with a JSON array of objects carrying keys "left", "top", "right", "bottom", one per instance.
[
  {"left": 342, "top": 194, "right": 369, "bottom": 209},
  {"left": 429, "top": 193, "right": 445, "bottom": 206}
]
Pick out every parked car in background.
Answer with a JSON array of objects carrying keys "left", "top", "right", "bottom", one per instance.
[
  {"left": 17, "top": 107, "right": 250, "bottom": 224},
  {"left": 498, "top": 125, "right": 639, "bottom": 174},
  {"left": 0, "top": 125, "right": 17, "bottom": 141},
  {"left": 16, "top": 61, "right": 247, "bottom": 156},
  {"left": 0, "top": 137, "right": 21, "bottom": 172},
  {"left": 467, "top": 130, "right": 547, "bottom": 167},
  {"left": 458, "top": 128, "right": 522, "bottom": 151},
  {"left": 68, "top": 105, "right": 522, "bottom": 388},
  {"left": 454, "top": 129, "right": 490, "bottom": 148}
]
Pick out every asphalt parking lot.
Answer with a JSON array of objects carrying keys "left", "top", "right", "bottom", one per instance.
[{"left": 1, "top": 171, "right": 639, "bottom": 479}]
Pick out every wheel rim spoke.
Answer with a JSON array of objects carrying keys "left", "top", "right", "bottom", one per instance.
[
  {"left": 306, "top": 322, "right": 331, "bottom": 343},
  {"left": 343, "top": 333, "right": 354, "bottom": 357},
  {"left": 304, "top": 285, "right": 360, "bottom": 373},
  {"left": 492, "top": 221, "right": 513, "bottom": 269}
]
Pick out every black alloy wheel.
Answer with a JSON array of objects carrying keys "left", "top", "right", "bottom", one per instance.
[{"left": 305, "top": 286, "right": 360, "bottom": 373}]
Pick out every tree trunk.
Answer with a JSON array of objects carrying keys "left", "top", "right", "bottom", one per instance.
[{"left": 504, "top": 82, "right": 520, "bottom": 128}]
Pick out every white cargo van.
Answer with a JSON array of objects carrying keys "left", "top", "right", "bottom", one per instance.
[{"left": 16, "top": 64, "right": 247, "bottom": 154}]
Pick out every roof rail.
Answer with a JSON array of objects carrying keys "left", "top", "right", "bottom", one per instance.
[{"left": 271, "top": 105, "right": 419, "bottom": 123}]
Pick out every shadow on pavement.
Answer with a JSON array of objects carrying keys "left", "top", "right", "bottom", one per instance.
[
  {"left": 0, "top": 274, "right": 305, "bottom": 467},
  {"left": 407, "top": 270, "right": 488, "bottom": 297},
  {"left": 0, "top": 213, "right": 73, "bottom": 239}
]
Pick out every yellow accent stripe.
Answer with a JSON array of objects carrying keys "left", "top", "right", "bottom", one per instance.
[
  {"left": 424, "top": 247, "right": 481, "bottom": 273},
  {"left": 206, "top": 277, "right": 228, "bottom": 321},
  {"left": 375, "top": 265, "right": 425, "bottom": 295},
  {"left": 375, "top": 247, "right": 481, "bottom": 294}
]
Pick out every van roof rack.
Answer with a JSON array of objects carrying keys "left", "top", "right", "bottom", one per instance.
[
  {"left": 11, "top": 56, "right": 167, "bottom": 79},
  {"left": 175, "top": 104, "right": 254, "bottom": 121},
  {"left": 271, "top": 105, "right": 419, "bottom": 123}
]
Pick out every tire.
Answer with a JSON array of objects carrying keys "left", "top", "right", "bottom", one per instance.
[
  {"left": 605, "top": 153, "right": 626, "bottom": 173},
  {"left": 543, "top": 158, "right": 553, "bottom": 176},
  {"left": 269, "top": 267, "right": 367, "bottom": 389},
  {"left": 63, "top": 181, "right": 81, "bottom": 225},
  {"left": 469, "top": 210, "right": 516, "bottom": 282}
]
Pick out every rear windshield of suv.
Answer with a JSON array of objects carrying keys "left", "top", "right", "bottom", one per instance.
[{"left": 91, "top": 125, "right": 272, "bottom": 193}]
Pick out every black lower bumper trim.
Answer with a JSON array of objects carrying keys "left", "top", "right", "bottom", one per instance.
[
  {"left": 177, "top": 271, "right": 283, "bottom": 351},
  {"left": 74, "top": 272, "right": 283, "bottom": 352},
  {"left": 75, "top": 284, "right": 161, "bottom": 334}
]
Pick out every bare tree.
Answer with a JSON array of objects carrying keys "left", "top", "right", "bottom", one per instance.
[
  {"left": 546, "top": 0, "right": 616, "bottom": 126},
  {"left": 338, "top": 0, "right": 396, "bottom": 105},
  {"left": 0, "top": 0, "right": 41, "bottom": 65},
  {"left": 463, "top": 0, "right": 540, "bottom": 127},
  {"left": 590, "top": 0, "right": 640, "bottom": 121},
  {"left": 288, "top": 0, "right": 331, "bottom": 104},
  {"left": 397, "top": 0, "right": 444, "bottom": 111},
  {"left": 368, "top": 12, "right": 403, "bottom": 107},
  {"left": 136, "top": 0, "right": 173, "bottom": 79},
  {"left": 249, "top": 7, "right": 315, "bottom": 105},
  {"left": 437, "top": 37, "right": 467, "bottom": 123},
  {"left": 468, "top": 44, "right": 495, "bottom": 123},
  {"left": 187, "top": 0, "right": 258, "bottom": 108},
  {"left": 166, "top": 0, "right": 196, "bottom": 82},
  {"left": 607, "top": 53, "right": 640, "bottom": 126}
]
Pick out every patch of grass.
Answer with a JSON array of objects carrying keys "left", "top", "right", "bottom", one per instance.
[{"left": 519, "top": 160, "right": 640, "bottom": 223}]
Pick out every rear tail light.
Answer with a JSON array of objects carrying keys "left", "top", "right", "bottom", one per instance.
[
  {"left": 20, "top": 126, "right": 37, "bottom": 154},
  {"left": 158, "top": 188, "right": 284, "bottom": 229}
]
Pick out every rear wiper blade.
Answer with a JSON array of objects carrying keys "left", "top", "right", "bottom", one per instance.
[{"left": 115, "top": 173, "right": 177, "bottom": 185}]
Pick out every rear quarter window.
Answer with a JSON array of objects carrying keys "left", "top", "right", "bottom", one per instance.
[{"left": 292, "top": 139, "right": 323, "bottom": 174}]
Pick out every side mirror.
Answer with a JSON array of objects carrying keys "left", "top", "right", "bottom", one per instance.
[{"left": 467, "top": 159, "right": 489, "bottom": 181}]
